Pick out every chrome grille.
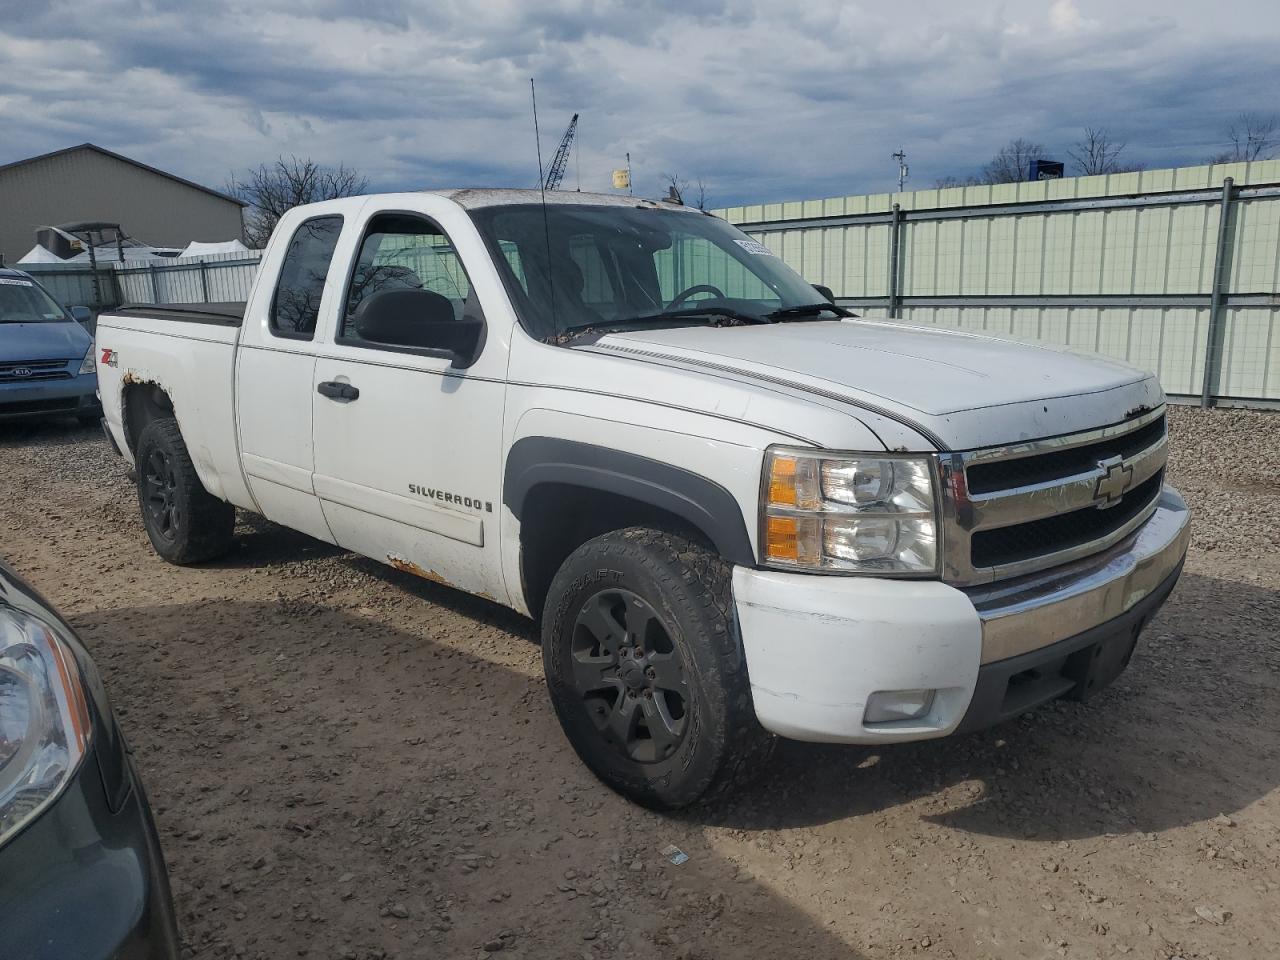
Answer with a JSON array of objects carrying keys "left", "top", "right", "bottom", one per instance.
[
  {"left": 0, "top": 358, "right": 74, "bottom": 383},
  {"left": 938, "top": 407, "right": 1168, "bottom": 585}
]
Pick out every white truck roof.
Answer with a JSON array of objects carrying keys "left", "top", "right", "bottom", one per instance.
[{"left": 435, "top": 187, "right": 703, "bottom": 212}]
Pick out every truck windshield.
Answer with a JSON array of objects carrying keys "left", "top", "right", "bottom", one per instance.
[
  {"left": 0, "top": 277, "right": 69, "bottom": 324},
  {"left": 468, "top": 204, "right": 838, "bottom": 341}
]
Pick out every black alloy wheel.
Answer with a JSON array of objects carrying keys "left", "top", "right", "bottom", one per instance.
[
  {"left": 143, "top": 447, "right": 181, "bottom": 542},
  {"left": 541, "top": 528, "right": 774, "bottom": 808},
  {"left": 569, "top": 588, "right": 688, "bottom": 763},
  {"left": 134, "top": 417, "right": 235, "bottom": 564}
]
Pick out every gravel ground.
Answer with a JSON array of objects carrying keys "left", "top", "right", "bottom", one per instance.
[{"left": 1, "top": 405, "right": 1277, "bottom": 960}]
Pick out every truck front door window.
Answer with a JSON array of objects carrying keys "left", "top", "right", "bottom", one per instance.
[
  {"left": 270, "top": 215, "right": 344, "bottom": 340},
  {"left": 341, "top": 214, "right": 474, "bottom": 347}
]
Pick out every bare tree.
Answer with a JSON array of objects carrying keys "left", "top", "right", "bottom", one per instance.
[
  {"left": 1068, "top": 127, "right": 1136, "bottom": 175},
  {"left": 1205, "top": 112, "right": 1279, "bottom": 163},
  {"left": 981, "top": 139, "right": 1048, "bottom": 184},
  {"left": 660, "top": 172, "right": 709, "bottom": 210},
  {"left": 227, "top": 156, "right": 369, "bottom": 247}
]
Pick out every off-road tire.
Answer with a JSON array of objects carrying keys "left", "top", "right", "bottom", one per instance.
[
  {"left": 542, "top": 527, "right": 774, "bottom": 809},
  {"left": 135, "top": 417, "right": 234, "bottom": 564}
]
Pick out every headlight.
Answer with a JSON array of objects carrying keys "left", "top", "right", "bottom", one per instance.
[
  {"left": 761, "top": 447, "right": 939, "bottom": 575},
  {"left": 78, "top": 346, "right": 96, "bottom": 375},
  {"left": 0, "top": 608, "right": 92, "bottom": 848}
]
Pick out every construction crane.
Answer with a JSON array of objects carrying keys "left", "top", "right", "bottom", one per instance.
[{"left": 544, "top": 113, "right": 578, "bottom": 191}]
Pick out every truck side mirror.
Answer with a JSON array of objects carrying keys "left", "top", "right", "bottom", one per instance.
[
  {"left": 353, "top": 288, "right": 485, "bottom": 367},
  {"left": 69, "top": 305, "right": 92, "bottom": 324},
  {"left": 812, "top": 284, "right": 835, "bottom": 304}
]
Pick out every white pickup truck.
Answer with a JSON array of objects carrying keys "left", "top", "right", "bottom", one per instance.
[{"left": 96, "top": 189, "right": 1190, "bottom": 808}]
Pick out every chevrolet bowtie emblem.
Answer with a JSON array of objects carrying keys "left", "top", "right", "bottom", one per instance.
[{"left": 1093, "top": 456, "right": 1133, "bottom": 508}]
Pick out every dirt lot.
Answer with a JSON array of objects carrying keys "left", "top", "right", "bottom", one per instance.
[{"left": 2, "top": 406, "right": 1278, "bottom": 960}]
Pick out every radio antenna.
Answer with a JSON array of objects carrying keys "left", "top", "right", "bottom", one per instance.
[{"left": 530, "top": 78, "right": 559, "bottom": 337}]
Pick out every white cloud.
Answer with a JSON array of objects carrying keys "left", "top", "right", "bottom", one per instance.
[
  {"left": 1049, "top": 0, "right": 1099, "bottom": 34},
  {"left": 0, "top": 0, "right": 1277, "bottom": 207}
]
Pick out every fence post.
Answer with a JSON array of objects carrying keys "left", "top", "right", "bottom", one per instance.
[
  {"left": 887, "top": 203, "right": 903, "bottom": 317},
  {"left": 148, "top": 263, "right": 160, "bottom": 303},
  {"left": 199, "top": 261, "right": 210, "bottom": 301},
  {"left": 1200, "top": 177, "right": 1235, "bottom": 409},
  {"left": 108, "top": 266, "right": 123, "bottom": 309}
]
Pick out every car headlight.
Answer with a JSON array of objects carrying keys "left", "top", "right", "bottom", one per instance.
[
  {"left": 0, "top": 608, "right": 92, "bottom": 848},
  {"left": 78, "top": 347, "right": 96, "bottom": 375},
  {"left": 761, "top": 447, "right": 940, "bottom": 575}
]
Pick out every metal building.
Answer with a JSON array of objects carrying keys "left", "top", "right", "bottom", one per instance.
[{"left": 0, "top": 143, "right": 246, "bottom": 266}]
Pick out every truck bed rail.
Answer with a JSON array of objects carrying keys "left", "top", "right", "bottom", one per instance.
[{"left": 109, "top": 303, "right": 246, "bottom": 327}]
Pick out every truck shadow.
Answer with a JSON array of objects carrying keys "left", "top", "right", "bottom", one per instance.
[
  {"left": 204, "top": 511, "right": 348, "bottom": 569},
  {"left": 164, "top": 514, "right": 1280, "bottom": 845},
  {"left": 697, "top": 572, "right": 1280, "bottom": 840},
  {"left": 321, "top": 548, "right": 1279, "bottom": 843},
  {"left": 70, "top": 598, "right": 865, "bottom": 960}
]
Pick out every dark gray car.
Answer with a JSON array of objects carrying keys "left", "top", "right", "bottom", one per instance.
[{"left": 0, "top": 560, "right": 179, "bottom": 959}]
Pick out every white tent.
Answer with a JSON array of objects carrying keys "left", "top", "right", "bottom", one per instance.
[
  {"left": 178, "top": 239, "right": 251, "bottom": 259},
  {"left": 17, "top": 244, "right": 65, "bottom": 264}
]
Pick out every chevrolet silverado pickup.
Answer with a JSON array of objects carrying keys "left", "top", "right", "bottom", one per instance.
[{"left": 95, "top": 189, "right": 1190, "bottom": 808}]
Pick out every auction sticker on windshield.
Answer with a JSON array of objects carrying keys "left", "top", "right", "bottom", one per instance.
[
  {"left": 0, "top": 278, "right": 34, "bottom": 286},
  {"left": 733, "top": 238, "right": 775, "bottom": 256}
]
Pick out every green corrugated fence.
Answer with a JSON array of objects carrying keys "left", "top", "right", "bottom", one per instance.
[{"left": 716, "top": 159, "right": 1280, "bottom": 406}]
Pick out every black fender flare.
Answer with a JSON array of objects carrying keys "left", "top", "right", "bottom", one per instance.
[{"left": 503, "top": 437, "right": 756, "bottom": 567}]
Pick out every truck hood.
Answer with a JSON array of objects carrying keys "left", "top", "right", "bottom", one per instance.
[
  {"left": 0, "top": 320, "right": 91, "bottom": 363},
  {"left": 594, "top": 319, "right": 1164, "bottom": 450}
]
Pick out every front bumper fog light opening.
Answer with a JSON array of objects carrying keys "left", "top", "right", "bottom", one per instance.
[{"left": 864, "top": 689, "right": 936, "bottom": 724}]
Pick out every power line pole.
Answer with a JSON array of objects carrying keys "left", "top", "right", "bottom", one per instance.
[{"left": 893, "top": 148, "right": 909, "bottom": 192}]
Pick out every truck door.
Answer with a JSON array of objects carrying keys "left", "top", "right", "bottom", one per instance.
[
  {"left": 234, "top": 212, "right": 348, "bottom": 543},
  {"left": 309, "top": 202, "right": 509, "bottom": 602}
]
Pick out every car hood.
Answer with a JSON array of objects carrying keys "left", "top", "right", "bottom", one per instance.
[
  {"left": 0, "top": 320, "right": 90, "bottom": 362},
  {"left": 592, "top": 319, "right": 1164, "bottom": 450}
]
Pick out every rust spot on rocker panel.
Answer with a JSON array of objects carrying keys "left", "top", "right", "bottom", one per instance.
[{"left": 387, "top": 554, "right": 451, "bottom": 586}]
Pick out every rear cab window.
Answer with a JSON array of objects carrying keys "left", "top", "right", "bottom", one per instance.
[{"left": 270, "top": 216, "right": 344, "bottom": 340}]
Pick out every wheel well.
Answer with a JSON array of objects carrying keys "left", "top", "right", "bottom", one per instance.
[
  {"left": 121, "top": 381, "right": 174, "bottom": 457},
  {"left": 518, "top": 483, "right": 712, "bottom": 621}
]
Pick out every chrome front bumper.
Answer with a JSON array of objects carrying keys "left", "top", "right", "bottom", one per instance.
[{"left": 966, "top": 486, "right": 1191, "bottom": 664}]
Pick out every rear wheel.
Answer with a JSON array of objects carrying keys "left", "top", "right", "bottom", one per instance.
[
  {"left": 135, "top": 418, "right": 234, "bottom": 564},
  {"left": 541, "top": 528, "right": 773, "bottom": 809}
]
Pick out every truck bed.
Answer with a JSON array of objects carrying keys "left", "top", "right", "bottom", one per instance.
[
  {"left": 96, "top": 302, "right": 249, "bottom": 509},
  {"left": 111, "top": 302, "right": 246, "bottom": 326}
]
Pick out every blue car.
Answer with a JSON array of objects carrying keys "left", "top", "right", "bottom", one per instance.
[{"left": 0, "top": 268, "right": 100, "bottom": 424}]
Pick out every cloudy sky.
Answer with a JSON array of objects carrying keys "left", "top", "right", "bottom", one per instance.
[{"left": 2, "top": 0, "right": 1278, "bottom": 207}]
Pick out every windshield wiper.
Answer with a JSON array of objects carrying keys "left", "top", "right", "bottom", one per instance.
[
  {"left": 555, "top": 307, "right": 770, "bottom": 344},
  {"left": 765, "top": 302, "right": 853, "bottom": 320}
]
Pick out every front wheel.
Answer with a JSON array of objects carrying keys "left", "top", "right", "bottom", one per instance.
[
  {"left": 541, "top": 528, "right": 773, "bottom": 809},
  {"left": 135, "top": 417, "right": 234, "bottom": 564}
]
